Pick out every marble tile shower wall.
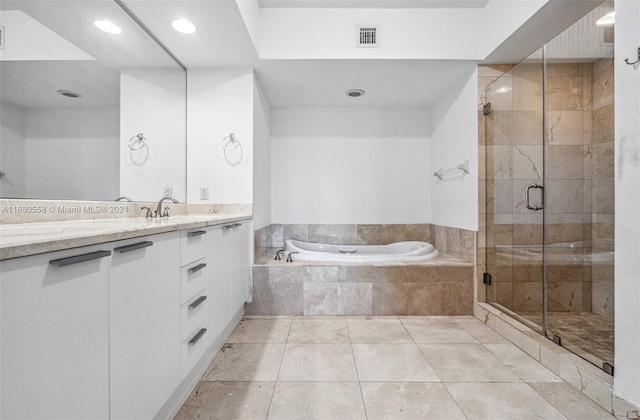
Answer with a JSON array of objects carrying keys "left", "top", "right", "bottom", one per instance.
[
  {"left": 250, "top": 224, "right": 476, "bottom": 316},
  {"left": 478, "top": 62, "right": 614, "bottom": 315}
]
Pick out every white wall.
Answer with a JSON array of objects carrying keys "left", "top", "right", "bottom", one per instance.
[
  {"left": 187, "top": 68, "right": 254, "bottom": 204},
  {"left": 258, "top": 8, "right": 483, "bottom": 60},
  {"left": 24, "top": 107, "right": 119, "bottom": 201},
  {"left": 271, "top": 107, "right": 430, "bottom": 224},
  {"left": 252, "top": 76, "right": 271, "bottom": 230},
  {"left": 482, "top": 0, "right": 548, "bottom": 57},
  {"left": 614, "top": 0, "right": 640, "bottom": 407},
  {"left": 0, "top": 101, "right": 26, "bottom": 198},
  {"left": 429, "top": 68, "right": 478, "bottom": 231},
  {"left": 120, "top": 69, "right": 186, "bottom": 202}
]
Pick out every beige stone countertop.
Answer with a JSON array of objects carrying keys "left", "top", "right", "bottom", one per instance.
[{"left": 0, "top": 213, "right": 252, "bottom": 261}]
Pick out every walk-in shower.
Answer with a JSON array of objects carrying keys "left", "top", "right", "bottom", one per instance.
[{"left": 482, "top": 2, "right": 615, "bottom": 373}]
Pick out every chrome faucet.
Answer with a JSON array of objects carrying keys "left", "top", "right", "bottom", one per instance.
[
  {"left": 141, "top": 206, "right": 153, "bottom": 219},
  {"left": 275, "top": 249, "right": 286, "bottom": 260},
  {"left": 155, "top": 197, "right": 178, "bottom": 218},
  {"left": 115, "top": 196, "right": 132, "bottom": 202}
]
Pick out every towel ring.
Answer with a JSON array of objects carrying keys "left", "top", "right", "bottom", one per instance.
[
  {"left": 128, "top": 133, "right": 147, "bottom": 151},
  {"left": 222, "top": 133, "right": 240, "bottom": 151}
]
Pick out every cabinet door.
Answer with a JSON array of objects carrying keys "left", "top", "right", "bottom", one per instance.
[
  {"left": 229, "top": 221, "right": 251, "bottom": 314},
  {"left": 109, "top": 232, "right": 181, "bottom": 419},
  {"left": 0, "top": 245, "right": 110, "bottom": 419},
  {"left": 206, "top": 225, "right": 233, "bottom": 340}
]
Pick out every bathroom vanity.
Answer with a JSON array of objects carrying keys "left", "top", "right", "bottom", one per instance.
[{"left": 0, "top": 214, "right": 252, "bottom": 419}]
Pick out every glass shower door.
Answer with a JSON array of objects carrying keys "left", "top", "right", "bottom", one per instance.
[
  {"left": 542, "top": 2, "right": 615, "bottom": 372},
  {"left": 484, "top": 50, "right": 546, "bottom": 332}
]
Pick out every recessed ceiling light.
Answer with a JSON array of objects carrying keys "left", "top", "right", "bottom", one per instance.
[
  {"left": 57, "top": 90, "right": 82, "bottom": 98},
  {"left": 94, "top": 20, "right": 122, "bottom": 34},
  {"left": 596, "top": 11, "right": 615, "bottom": 27},
  {"left": 171, "top": 19, "right": 197, "bottom": 34},
  {"left": 346, "top": 89, "right": 365, "bottom": 98}
]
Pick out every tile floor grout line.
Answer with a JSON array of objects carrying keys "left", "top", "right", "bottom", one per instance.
[
  {"left": 523, "top": 381, "right": 573, "bottom": 420},
  {"left": 441, "top": 382, "right": 472, "bottom": 420},
  {"left": 403, "top": 316, "right": 445, "bottom": 383},
  {"left": 346, "top": 316, "right": 370, "bottom": 420},
  {"left": 264, "top": 316, "right": 294, "bottom": 419}
]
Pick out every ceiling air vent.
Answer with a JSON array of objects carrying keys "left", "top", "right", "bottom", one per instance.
[{"left": 357, "top": 24, "right": 380, "bottom": 48}]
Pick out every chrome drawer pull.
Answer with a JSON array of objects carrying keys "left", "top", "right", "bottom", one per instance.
[
  {"left": 188, "top": 263, "right": 207, "bottom": 274},
  {"left": 222, "top": 224, "right": 235, "bottom": 230},
  {"left": 114, "top": 241, "right": 153, "bottom": 253},
  {"left": 189, "top": 296, "right": 207, "bottom": 310},
  {"left": 232, "top": 223, "right": 242, "bottom": 227},
  {"left": 188, "top": 328, "right": 207, "bottom": 346},
  {"left": 50, "top": 250, "right": 111, "bottom": 267},
  {"left": 187, "top": 230, "right": 206, "bottom": 237}
]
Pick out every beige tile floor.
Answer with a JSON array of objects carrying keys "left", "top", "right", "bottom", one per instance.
[{"left": 175, "top": 316, "right": 615, "bottom": 420}]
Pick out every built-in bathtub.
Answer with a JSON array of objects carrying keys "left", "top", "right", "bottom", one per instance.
[
  {"left": 285, "top": 239, "right": 439, "bottom": 263},
  {"left": 248, "top": 223, "right": 476, "bottom": 316}
]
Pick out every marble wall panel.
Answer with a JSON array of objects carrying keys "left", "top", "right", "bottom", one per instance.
[
  {"left": 546, "top": 76, "right": 583, "bottom": 111},
  {"left": 512, "top": 111, "right": 543, "bottom": 145},
  {"left": 303, "top": 283, "right": 339, "bottom": 315},
  {"left": 591, "top": 142, "right": 614, "bottom": 179},
  {"left": 548, "top": 281, "right": 583, "bottom": 312},
  {"left": 592, "top": 103, "right": 615, "bottom": 144},
  {"left": 546, "top": 111, "right": 584, "bottom": 145},
  {"left": 338, "top": 283, "right": 373, "bottom": 316},
  {"left": 372, "top": 283, "right": 408, "bottom": 315},
  {"left": 512, "top": 146, "right": 543, "bottom": 180},
  {"left": 486, "top": 146, "right": 513, "bottom": 179},
  {"left": 592, "top": 58, "right": 614, "bottom": 109},
  {"left": 547, "top": 145, "right": 584, "bottom": 180}
]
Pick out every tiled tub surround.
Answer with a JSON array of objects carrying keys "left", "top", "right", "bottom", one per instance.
[
  {"left": 250, "top": 224, "right": 475, "bottom": 316},
  {"left": 254, "top": 223, "right": 475, "bottom": 263}
]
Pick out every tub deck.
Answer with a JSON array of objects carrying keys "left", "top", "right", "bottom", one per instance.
[{"left": 247, "top": 248, "right": 474, "bottom": 316}]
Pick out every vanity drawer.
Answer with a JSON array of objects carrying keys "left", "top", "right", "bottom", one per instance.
[
  {"left": 181, "top": 322, "right": 209, "bottom": 379},
  {"left": 181, "top": 259, "right": 207, "bottom": 304},
  {"left": 181, "top": 291, "right": 208, "bottom": 343},
  {"left": 180, "top": 229, "right": 207, "bottom": 267}
]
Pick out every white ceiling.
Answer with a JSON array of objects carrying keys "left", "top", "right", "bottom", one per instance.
[
  {"left": 123, "top": 0, "right": 483, "bottom": 107},
  {"left": 1, "top": 0, "right": 608, "bottom": 110},
  {"left": 257, "top": 0, "right": 490, "bottom": 8},
  {"left": 0, "top": 0, "right": 182, "bottom": 109},
  {"left": 255, "top": 59, "right": 477, "bottom": 107},
  {"left": 120, "top": 0, "right": 259, "bottom": 68}
]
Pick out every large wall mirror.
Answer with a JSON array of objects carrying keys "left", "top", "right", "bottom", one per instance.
[{"left": 0, "top": 0, "right": 186, "bottom": 203}]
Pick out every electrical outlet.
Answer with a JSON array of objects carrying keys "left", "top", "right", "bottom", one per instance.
[
  {"left": 200, "top": 187, "right": 209, "bottom": 200},
  {"left": 163, "top": 187, "right": 172, "bottom": 198}
]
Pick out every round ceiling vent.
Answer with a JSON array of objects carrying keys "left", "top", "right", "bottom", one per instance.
[
  {"left": 57, "top": 90, "right": 82, "bottom": 98},
  {"left": 346, "top": 89, "right": 365, "bottom": 98}
]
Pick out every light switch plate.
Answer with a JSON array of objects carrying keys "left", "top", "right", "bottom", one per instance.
[
  {"left": 200, "top": 187, "right": 209, "bottom": 200},
  {"left": 163, "top": 187, "right": 172, "bottom": 198}
]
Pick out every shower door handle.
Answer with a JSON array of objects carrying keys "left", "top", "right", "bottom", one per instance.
[{"left": 525, "top": 184, "right": 544, "bottom": 211}]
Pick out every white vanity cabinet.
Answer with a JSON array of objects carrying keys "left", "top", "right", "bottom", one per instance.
[
  {"left": 206, "top": 221, "right": 251, "bottom": 337},
  {"left": 0, "top": 217, "right": 252, "bottom": 419},
  {"left": 109, "top": 232, "right": 181, "bottom": 420},
  {"left": 0, "top": 244, "right": 111, "bottom": 419},
  {"left": 179, "top": 228, "right": 210, "bottom": 379}
]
